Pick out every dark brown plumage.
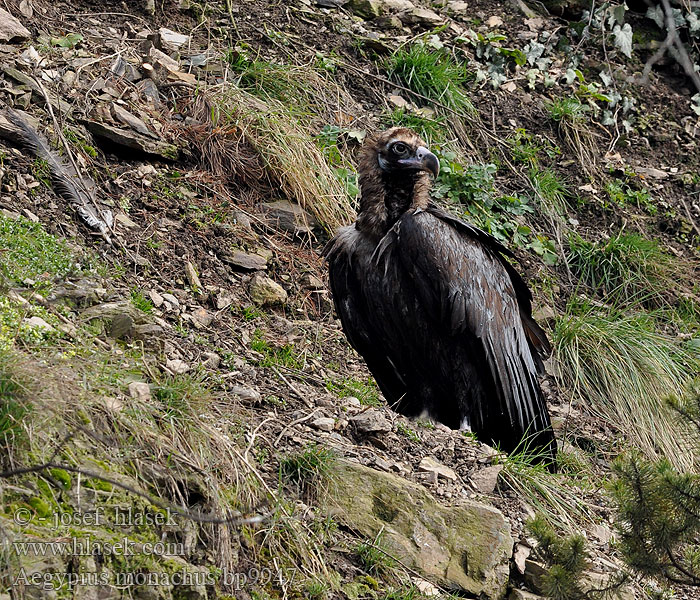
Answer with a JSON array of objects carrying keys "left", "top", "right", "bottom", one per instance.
[{"left": 324, "top": 128, "right": 556, "bottom": 462}]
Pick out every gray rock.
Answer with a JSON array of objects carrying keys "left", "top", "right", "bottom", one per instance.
[
  {"left": 470, "top": 464, "right": 503, "bottom": 493},
  {"left": 327, "top": 460, "right": 512, "bottom": 597},
  {"left": 249, "top": 274, "right": 287, "bottom": 306},
  {"left": 447, "top": 0, "right": 469, "bottom": 14},
  {"left": 185, "top": 261, "right": 202, "bottom": 291},
  {"left": 158, "top": 27, "right": 191, "bottom": 51},
  {"left": 312, "top": 417, "right": 336, "bottom": 432},
  {"left": 166, "top": 359, "right": 190, "bottom": 374},
  {"left": 148, "top": 290, "right": 164, "bottom": 307},
  {"left": 262, "top": 200, "right": 318, "bottom": 235},
  {"left": 509, "top": 589, "right": 545, "bottom": 600},
  {"left": 347, "top": 0, "right": 383, "bottom": 18},
  {"left": 161, "top": 293, "right": 180, "bottom": 307},
  {"left": 0, "top": 8, "right": 30, "bottom": 43},
  {"left": 24, "top": 316, "right": 55, "bottom": 332},
  {"left": 383, "top": 0, "right": 415, "bottom": 10},
  {"left": 108, "top": 313, "right": 134, "bottom": 339},
  {"left": 128, "top": 381, "right": 152, "bottom": 401},
  {"left": 230, "top": 385, "right": 261, "bottom": 402},
  {"left": 227, "top": 250, "right": 268, "bottom": 271},
  {"left": 418, "top": 456, "right": 458, "bottom": 481},
  {"left": 111, "top": 103, "right": 153, "bottom": 138},
  {"left": 85, "top": 120, "right": 178, "bottom": 161},
  {"left": 350, "top": 409, "right": 392, "bottom": 434},
  {"left": 406, "top": 7, "right": 444, "bottom": 26},
  {"left": 191, "top": 307, "right": 213, "bottom": 328},
  {"left": 202, "top": 351, "right": 221, "bottom": 368}
]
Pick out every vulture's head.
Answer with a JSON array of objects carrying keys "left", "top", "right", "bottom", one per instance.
[
  {"left": 357, "top": 128, "right": 440, "bottom": 232},
  {"left": 366, "top": 127, "right": 440, "bottom": 179}
]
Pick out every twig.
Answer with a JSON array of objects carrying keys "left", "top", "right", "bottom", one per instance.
[{"left": 273, "top": 409, "right": 320, "bottom": 447}]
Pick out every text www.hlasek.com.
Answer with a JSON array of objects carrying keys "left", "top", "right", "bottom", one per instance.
[
  {"left": 12, "top": 537, "right": 184, "bottom": 558},
  {"left": 14, "top": 565, "right": 297, "bottom": 591}
]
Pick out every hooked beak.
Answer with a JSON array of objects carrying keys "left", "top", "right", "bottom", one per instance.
[{"left": 398, "top": 146, "right": 440, "bottom": 177}]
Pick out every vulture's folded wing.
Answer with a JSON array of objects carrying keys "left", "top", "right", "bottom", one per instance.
[{"left": 384, "top": 209, "right": 556, "bottom": 456}]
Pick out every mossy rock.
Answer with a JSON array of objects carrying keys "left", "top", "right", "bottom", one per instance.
[{"left": 326, "top": 460, "right": 512, "bottom": 599}]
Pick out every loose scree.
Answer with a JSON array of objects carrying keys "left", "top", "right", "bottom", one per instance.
[{"left": 324, "top": 128, "right": 557, "bottom": 463}]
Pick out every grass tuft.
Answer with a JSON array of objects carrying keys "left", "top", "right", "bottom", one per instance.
[
  {"left": 567, "top": 231, "right": 687, "bottom": 307},
  {"left": 280, "top": 443, "right": 335, "bottom": 499},
  {"left": 387, "top": 44, "right": 474, "bottom": 113},
  {"left": 554, "top": 299, "right": 699, "bottom": 471}
]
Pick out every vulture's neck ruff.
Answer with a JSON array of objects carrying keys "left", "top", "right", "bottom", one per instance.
[{"left": 356, "top": 129, "right": 438, "bottom": 237}]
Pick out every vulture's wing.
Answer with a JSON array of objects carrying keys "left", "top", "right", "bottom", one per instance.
[
  {"left": 323, "top": 226, "right": 410, "bottom": 408},
  {"left": 375, "top": 209, "right": 555, "bottom": 456},
  {"left": 427, "top": 204, "right": 551, "bottom": 369}
]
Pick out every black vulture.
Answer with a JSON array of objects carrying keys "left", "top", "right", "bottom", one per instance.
[{"left": 323, "top": 127, "right": 557, "bottom": 462}]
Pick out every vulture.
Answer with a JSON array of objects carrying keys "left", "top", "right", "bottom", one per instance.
[{"left": 324, "top": 128, "right": 557, "bottom": 462}]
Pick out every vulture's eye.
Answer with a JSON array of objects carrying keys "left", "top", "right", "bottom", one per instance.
[{"left": 391, "top": 142, "right": 410, "bottom": 156}]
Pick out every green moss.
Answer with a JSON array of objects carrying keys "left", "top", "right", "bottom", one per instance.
[
  {"left": 28, "top": 497, "right": 52, "bottom": 518},
  {"left": 49, "top": 468, "right": 72, "bottom": 490},
  {"left": 0, "top": 215, "right": 76, "bottom": 291}
]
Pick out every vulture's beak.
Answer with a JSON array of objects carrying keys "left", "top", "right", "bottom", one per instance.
[{"left": 399, "top": 146, "right": 440, "bottom": 177}]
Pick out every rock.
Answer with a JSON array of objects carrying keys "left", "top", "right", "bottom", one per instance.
[
  {"left": 2, "top": 66, "right": 72, "bottom": 114},
  {"left": 388, "top": 94, "right": 409, "bottom": 108},
  {"left": 85, "top": 120, "right": 178, "bottom": 160},
  {"left": 312, "top": 417, "right": 336, "bottom": 432},
  {"left": 202, "top": 351, "right": 221, "bottom": 368},
  {"left": 327, "top": 460, "right": 512, "bottom": 597},
  {"left": 486, "top": 15, "right": 504, "bottom": 27},
  {"left": 406, "top": 7, "right": 443, "bottom": 26},
  {"left": 110, "top": 103, "right": 153, "bottom": 137},
  {"left": 249, "top": 274, "right": 288, "bottom": 306},
  {"left": 347, "top": 0, "right": 383, "bottom": 18},
  {"left": 262, "top": 200, "right": 318, "bottom": 235},
  {"left": 418, "top": 456, "right": 458, "bottom": 481},
  {"left": 447, "top": 0, "right": 469, "bottom": 14},
  {"left": 149, "top": 290, "right": 164, "bottom": 307},
  {"left": 509, "top": 589, "right": 545, "bottom": 600},
  {"left": 158, "top": 27, "right": 191, "bottom": 51},
  {"left": 185, "top": 261, "right": 202, "bottom": 290},
  {"left": 384, "top": 0, "right": 415, "bottom": 10},
  {"left": 132, "top": 323, "right": 164, "bottom": 339},
  {"left": 128, "top": 381, "right": 152, "bottom": 401},
  {"left": 316, "top": 0, "right": 348, "bottom": 6},
  {"left": 82, "top": 302, "right": 151, "bottom": 337},
  {"left": 24, "top": 316, "right": 55, "bottom": 332},
  {"left": 510, "top": 541, "right": 529, "bottom": 574},
  {"left": 108, "top": 313, "right": 134, "bottom": 339},
  {"left": 166, "top": 359, "right": 190, "bottom": 374},
  {"left": 227, "top": 250, "right": 268, "bottom": 271},
  {"left": 0, "top": 8, "right": 31, "bottom": 43},
  {"left": 230, "top": 385, "right": 261, "bottom": 402},
  {"left": 161, "top": 293, "right": 180, "bottom": 307},
  {"left": 301, "top": 273, "right": 324, "bottom": 289},
  {"left": 191, "top": 307, "right": 213, "bottom": 328},
  {"left": 470, "top": 464, "right": 503, "bottom": 493},
  {"left": 350, "top": 409, "right": 392, "bottom": 434},
  {"left": 412, "top": 577, "right": 440, "bottom": 596}
]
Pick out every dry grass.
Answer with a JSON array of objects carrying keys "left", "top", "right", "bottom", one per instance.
[
  {"left": 180, "top": 81, "right": 357, "bottom": 233},
  {"left": 554, "top": 300, "right": 700, "bottom": 472}
]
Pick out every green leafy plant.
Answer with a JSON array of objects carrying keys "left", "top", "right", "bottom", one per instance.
[
  {"left": 130, "top": 289, "right": 154, "bottom": 314},
  {"left": 326, "top": 376, "right": 381, "bottom": 407}
]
